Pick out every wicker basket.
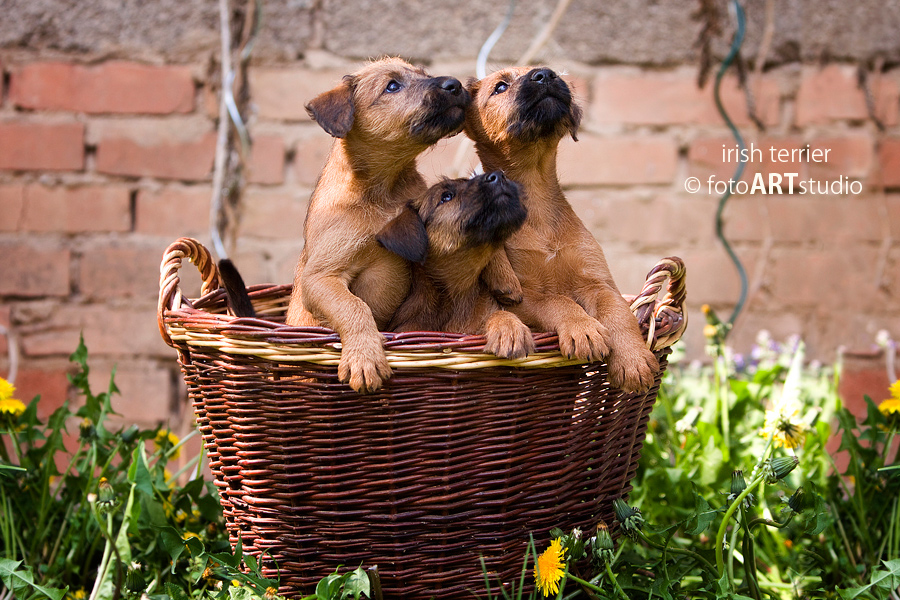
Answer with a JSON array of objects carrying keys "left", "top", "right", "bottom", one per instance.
[{"left": 158, "top": 237, "right": 687, "bottom": 599}]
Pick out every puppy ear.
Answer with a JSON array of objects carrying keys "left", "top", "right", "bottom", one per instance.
[
  {"left": 376, "top": 204, "right": 428, "bottom": 264},
  {"left": 305, "top": 75, "right": 355, "bottom": 138},
  {"left": 568, "top": 102, "right": 584, "bottom": 142}
]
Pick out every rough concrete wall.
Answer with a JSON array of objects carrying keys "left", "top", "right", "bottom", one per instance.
[
  {"left": 1, "top": 0, "right": 900, "bottom": 432},
  {"left": 3, "top": 1, "right": 900, "bottom": 65}
]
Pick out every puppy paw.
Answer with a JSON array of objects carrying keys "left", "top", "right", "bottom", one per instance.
[
  {"left": 556, "top": 315, "right": 610, "bottom": 362},
  {"left": 484, "top": 312, "right": 535, "bottom": 359},
  {"left": 337, "top": 335, "right": 392, "bottom": 393},
  {"left": 607, "top": 343, "right": 659, "bottom": 393}
]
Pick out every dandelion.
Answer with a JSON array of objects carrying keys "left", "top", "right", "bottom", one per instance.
[
  {"left": 155, "top": 429, "right": 181, "bottom": 459},
  {"left": 0, "top": 378, "right": 26, "bottom": 417},
  {"left": 878, "top": 380, "right": 900, "bottom": 420},
  {"left": 760, "top": 341, "right": 810, "bottom": 449},
  {"left": 535, "top": 538, "right": 567, "bottom": 597},
  {"left": 761, "top": 408, "right": 808, "bottom": 449}
]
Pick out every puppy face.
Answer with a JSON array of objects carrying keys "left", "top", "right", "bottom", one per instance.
[
  {"left": 306, "top": 57, "right": 470, "bottom": 147},
  {"left": 465, "top": 66, "right": 582, "bottom": 146},
  {"left": 378, "top": 172, "right": 526, "bottom": 264}
]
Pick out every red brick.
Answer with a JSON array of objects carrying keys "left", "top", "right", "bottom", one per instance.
[
  {"left": 808, "top": 134, "right": 874, "bottom": 180},
  {"left": 86, "top": 360, "right": 174, "bottom": 425},
  {"left": 888, "top": 194, "right": 900, "bottom": 238},
  {"left": 240, "top": 189, "right": 308, "bottom": 239},
  {"left": 590, "top": 68, "right": 780, "bottom": 127},
  {"left": 11, "top": 364, "right": 71, "bottom": 421},
  {"left": 873, "top": 72, "right": 900, "bottom": 127},
  {"left": 96, "top": 128, "right": 216, "bottom": 181},
  {"left": 878, "top": 138, "right": 900, "bottom": 187},
  {"left": 418, "top": 135, "right": 475, "bottom": 185},
  {"left": 769, "top": 247, "right": 881, "bottom": 309},
  {"left": 688, "top": 137, "right": 810, "bottom": 184},
  {"left": 0, "top": 185, "right": 25, "bottom": 231},
  {"left": 10, "top": 61, "right": 195, "bottom": 115},
  {"left": 135, "top": 185, "right": 212, "bottom": 237},
  {"left": 250, "top": 67, "right": 346, "bottom": 121},
  {"left": 766, "top": 195, "right": 882, "bottom": 243},
  {"left": 676, "top": 247, "right": 759, "bottom": 307},
  {"left": 19, "top": 304, "right": 167, "bottom": 358},
  {"left": 293, "top": 134, "right": 335, "bottom": 186},
  {"left": 0, "top": 121, "right": 84, "bottom": 171},
  {"left": 0, "top": 243, "right": 70, "bottom": 297},
  {"left": 688, "top": 137, "right": 758, "bottom": 182},
  {"left": 19, "top": 184, "right": 131, "bottom": 233},
  {"left": 0, "top": 305, "right": 10, "bottom": 357},
  {"left": 567, "top": 190, "right": 721, "bottom": 247},
  {"left": 246, "top": 134, "right": 285, "bottom": 185},
  {"left": 795, "top": 65, "right": 868, "bottom": 126},
  {"left": 558, "top": 134, "right": 677, "bottom": 185},
  {"left": 78, "top": 242, "right": 163, "bottom": 300}
]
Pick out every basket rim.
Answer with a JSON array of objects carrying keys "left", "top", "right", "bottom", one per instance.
[{"left": 159, "top": 237, "right": 687, "bottom": 369}]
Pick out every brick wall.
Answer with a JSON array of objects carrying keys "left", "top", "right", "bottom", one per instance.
[{"left": 2, "top": 26, "right": 900, "bottom": 429}]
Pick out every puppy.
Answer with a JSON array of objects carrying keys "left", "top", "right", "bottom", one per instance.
[
  {"left": 464, "top": 67, "right": 659, "bottom": 392},
  {"left": 285, "top": 58, "right": 470, "bottom": 393},
  {"left": 376, "top": 171, "right": 534, "bottom": 359}
]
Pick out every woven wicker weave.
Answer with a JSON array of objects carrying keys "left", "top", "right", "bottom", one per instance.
[{"left": 158, "top": 237, "right": 687, "bottom": 599}]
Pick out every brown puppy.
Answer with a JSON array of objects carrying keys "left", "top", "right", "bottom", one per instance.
[
  {"left": 464, "top": 67, "right": 659, "bottom": 392},
  {"left": 376, "top": 171, "right": 534, "bottom": 359},
  {"left": 285, "top": 58, "right": 470, "bottom": 393}
]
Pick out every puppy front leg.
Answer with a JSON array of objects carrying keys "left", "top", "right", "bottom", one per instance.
[
  {"left": 581, "top": 286, "right": 659, "bottom": 393},
  {"left": 481, "top": 247, "right": 523, "bottom": 305},
  {"left": 512, "top": 293, "right": 609, "bottom": 362},
  {"left": 301, "top": 273, "right": 392, "bottom": 393}
]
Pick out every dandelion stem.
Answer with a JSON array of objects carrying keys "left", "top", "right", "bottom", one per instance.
[
  {"left": 716, "top": 472, "right": 766, "bottom": 583},
  {"left": 605, "top": 562, "right": 629, "bottom": 600},
  {"left": 635, "top": 529, "right": 718, "bottom": 578},
  {"left": 565, "top": 572, "right": 604, "bottom": 596}
]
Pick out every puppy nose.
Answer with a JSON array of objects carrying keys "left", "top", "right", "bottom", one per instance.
[
  {"left": 439, "top": 77, "right": 462, "bottom": 96},
  {"left": 529, "top": 68, "right": 557, "bottom": 84},
  {"left": 485, "top": 171, "right": 506, "bottom": 184}
]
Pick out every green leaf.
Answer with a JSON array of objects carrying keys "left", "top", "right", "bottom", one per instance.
[
  {"left": 165, "top": 581, "right": 192, "bottom": 600},
  {"left": 128, "top": 442, "right": 155, "bottom": 497},
  {"left": 157, "top": 525, "right": 188, "bottom": 569},
  {"left": 838, "top": 559, "right": 900, "bottom": 599},
  {"left": 316, "top": 572, "right": 347, "bottom": 600},
  {"left": 342, "top": 567, "right": 371, "bottom": 600},
  {"left": 0, "top": 558, "right": 69, "bottom": 600},
  {"left": 685, "top": 486, "right": 717, "bottom": 535}
]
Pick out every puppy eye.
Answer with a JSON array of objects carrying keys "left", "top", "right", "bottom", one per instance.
[
  {"left": 439, "top": 191, "right": 454, "bottom": 204},
  {"left": 385, "top": 80, "right": 402, "bottom": 93},
  {"left": 492, "top": 81, "right": 509, "bottom": 95}
]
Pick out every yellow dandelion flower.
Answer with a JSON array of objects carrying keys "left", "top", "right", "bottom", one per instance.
[
  {"left": 535, "top": 538, "right": 567, "bottom": 597},
  {"left": 155, "top": 429, "right": 181, "bottom": 459},
  {"left": 703, "top": 324, "right": 718, "bottom": 339},
  {"left": 231, "top": 579, "right": 241, "bottom": 587},
  {"left": 0, "top": 378, "right": 26, "bottom": 417},
  {"left": 761, "top": 407, "right": 808, "bottom": 449},
  {"left": 183, "top": 531, "right": 200, "bottom": 540},
  {"left": 880, "top": 397, "right": 900, "bottom": 417},
  {"left": 879, "top": 380, "right": 900, "bottom": 418}
]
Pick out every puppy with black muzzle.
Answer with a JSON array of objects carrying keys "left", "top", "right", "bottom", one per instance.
[
  {"left": 464, "top": 67, "right": 660, "bottom": 392},
  {"left": 377, "top": 171, "right": 534, "bottom": 359},
  {"left": 283, "top": 57, "right": 472, "bottom": 393}
]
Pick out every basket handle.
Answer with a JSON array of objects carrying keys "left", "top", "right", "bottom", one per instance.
[
  {"left": 158, "top": 237, "right": 220, "bottom": 347},
  {"left": 629, "top": 256, "right": 687, "bottom": 351}
]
